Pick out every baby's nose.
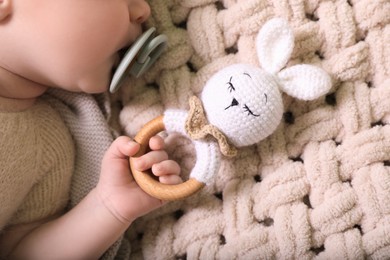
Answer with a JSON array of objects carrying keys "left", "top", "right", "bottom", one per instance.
[{"left": 130, "top": 0, "right": 151, "bottom": 24}]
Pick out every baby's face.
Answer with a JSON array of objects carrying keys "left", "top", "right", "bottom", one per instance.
[{"left": 0, "top": 0, "right": 150, "bottom": 93}]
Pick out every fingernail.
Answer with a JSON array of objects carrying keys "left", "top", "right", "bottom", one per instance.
[
  {"left": 134, "top": 158, "right": 146, "bottom": 171},
  {"left": 128, "top": 141, "right": 140, "bottom": 150}
]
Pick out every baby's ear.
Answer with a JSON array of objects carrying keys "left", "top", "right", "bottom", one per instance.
[
  {"left": 278, "top": 64, "right": 332, "bottom": 100},
  {"left": 0, "top": 0, "right": 12, "bottom": 21},
  {"left": 256, "top": 18, "right": 294, "bottom": 74}
]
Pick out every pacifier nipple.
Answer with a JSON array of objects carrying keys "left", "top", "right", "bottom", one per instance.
[{"left": 109, "top": 27, "right": 168, "bottom": 93}]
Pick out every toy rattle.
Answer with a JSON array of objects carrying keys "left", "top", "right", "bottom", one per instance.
[
  {"left": 129, "top": 19, "right": 332, "bottom": 201},
  {"left": 110, "top": 27, "right": 168, "bottom": 93}
]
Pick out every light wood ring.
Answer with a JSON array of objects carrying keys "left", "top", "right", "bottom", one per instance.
[{"left": 129, "top": 115, "right": 205, "bottom": 201}]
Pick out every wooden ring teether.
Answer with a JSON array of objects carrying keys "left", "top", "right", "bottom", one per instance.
[{"left": 129, "top": 115, "right": 205, "bottom": 201}]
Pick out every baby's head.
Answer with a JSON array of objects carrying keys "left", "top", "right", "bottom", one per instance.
[{"left": 0, "top": 0, "right": 150, "bottom": 97}]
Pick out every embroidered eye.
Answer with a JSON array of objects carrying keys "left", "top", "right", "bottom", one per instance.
[
  {"left": 243, "top": 104, "right": 260, "bottom": 117},
  {"left": 243, "top": 72, "right": 251, "bottom": 78},
  {"left": 227, "top": 77, "right": 235, "bottom": 92}
]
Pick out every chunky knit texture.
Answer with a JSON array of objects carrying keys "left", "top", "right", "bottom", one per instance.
[
  {"left": 113, "top": 0, "right": 390, "bottom": 259},
  {"left": 0, "top": 99, "right": 74, "bottom": 230}
]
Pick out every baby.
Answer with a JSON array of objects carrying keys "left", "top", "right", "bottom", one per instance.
[{"left": 0, "top": 0, "right": 181, "bottom": 259}]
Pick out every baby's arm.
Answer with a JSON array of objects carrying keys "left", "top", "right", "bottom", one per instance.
[{"left": 7, "top": 136, "right": 181, "bottom": 260}]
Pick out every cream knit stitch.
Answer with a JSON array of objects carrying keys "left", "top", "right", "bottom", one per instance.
[
  {"left": 0, "top": 99, "right": 74, "bottom": 230},
  {"left": 115, "top": 0, "right": 390, "bottom": 259}
]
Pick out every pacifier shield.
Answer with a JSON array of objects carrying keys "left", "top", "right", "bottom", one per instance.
[{"left": 109, "top": 27, "right": 168, "bottom": 93}]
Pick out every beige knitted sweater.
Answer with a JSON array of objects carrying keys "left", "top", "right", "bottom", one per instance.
[
  {"left": 0, "top": 91, "right": 128, "bottom": 259},
  {"left": 0, "top": 99, "right": 74, "bottom": 229}
]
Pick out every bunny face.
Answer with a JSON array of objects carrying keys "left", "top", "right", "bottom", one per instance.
[
  {"left": 201, "top": 64, "right": 284, "bottom": 147},
  {"left": 199, "top": 18, "right": 331, "bottom": 148}
]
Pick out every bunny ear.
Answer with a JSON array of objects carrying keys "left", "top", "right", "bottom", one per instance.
[
  {"left": 278, "top": 64, "right": 332, "bottom": 100},
  {"left": 256, "top": 18, "right": 294, "bottom": 74}
]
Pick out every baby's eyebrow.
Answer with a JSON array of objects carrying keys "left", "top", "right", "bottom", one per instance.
[{"left": 243, "top": 72, "right": 251, "bottom": 78}]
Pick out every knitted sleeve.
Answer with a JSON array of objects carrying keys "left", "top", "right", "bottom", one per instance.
[{"left": 0, "top": 99, "right": 74, "bottom": 229}]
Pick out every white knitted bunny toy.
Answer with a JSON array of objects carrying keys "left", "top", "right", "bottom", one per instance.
[{"left": 130, "top": 18, "right": 332, "bottom": 200}]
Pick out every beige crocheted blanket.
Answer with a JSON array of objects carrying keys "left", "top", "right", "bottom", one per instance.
[{"left": 111, "top": 0, "right": 390, "bottom": 259}]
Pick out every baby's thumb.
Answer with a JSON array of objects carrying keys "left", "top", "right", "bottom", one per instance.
[
  {"left": 101, "top": 136, "right": 139, "bottom": 170},
  {"left": 107, "top": 136, "right": 140, "bottom": 159},
  {"left": 100, "top": 136, "right": 140, "bottom": 183}
]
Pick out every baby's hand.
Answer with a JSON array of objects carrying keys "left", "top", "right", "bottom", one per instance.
[
  {"left": 96, "top": 136, "right": 181, "bottom": 224},
  {"left": 130, "top": 135, "right": 182, "bottom": 185}
]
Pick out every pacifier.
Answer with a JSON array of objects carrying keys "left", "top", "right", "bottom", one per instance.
[{"left": 109, "top": 27, "right": 168, "bottom": 93}]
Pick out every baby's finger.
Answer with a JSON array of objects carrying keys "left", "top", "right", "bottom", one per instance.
[
  {"left": 103, "top": 136, "right": 140, "bottom": 161},
  {"left": 152, "top": 160, "right": 181, "bottom": 177},
  {"left": 100, "top": 136, "right": 140, "bottom": 184},
  {"left": 149, "top": 135, "right": 165, "bottom": 151},
  {"left": 132, "top": 150, "right": 168, "bottom": 171},
  {"left": 159, "top": 175, "right": 182, "bottom": 185}
]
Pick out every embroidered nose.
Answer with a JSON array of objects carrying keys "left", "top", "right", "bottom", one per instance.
[{"left": 225, "top": 98, "right": 239, "bottom": 110}]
